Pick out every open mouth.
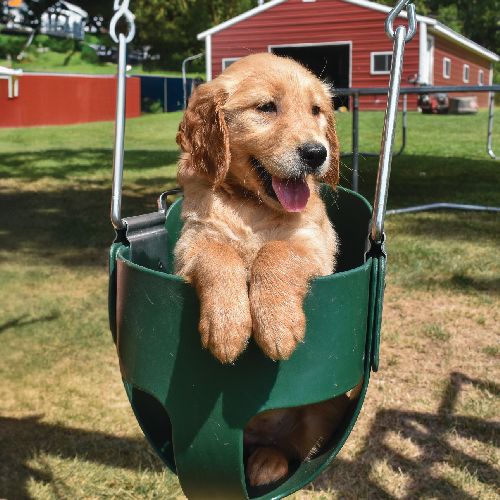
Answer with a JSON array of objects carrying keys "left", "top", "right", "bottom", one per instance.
[{"left": 251, "top": 157, "right": 310, "bottom": 212}]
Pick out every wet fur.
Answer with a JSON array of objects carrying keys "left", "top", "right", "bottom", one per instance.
[{"left": 175, "top": 53, "right": 349, "bottom": 486}]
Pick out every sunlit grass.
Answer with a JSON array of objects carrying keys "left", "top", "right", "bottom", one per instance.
[{"left": 0, "top": 110, "right": 498, "bottom": 499}]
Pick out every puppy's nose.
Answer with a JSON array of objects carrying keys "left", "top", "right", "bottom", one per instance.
[{"left": 298, "top": 142, "right": 328, "bottom": 172}]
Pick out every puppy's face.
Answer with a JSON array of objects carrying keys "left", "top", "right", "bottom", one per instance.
[{"left": 177, "top": 53, "right": 339, "bottom": 212}]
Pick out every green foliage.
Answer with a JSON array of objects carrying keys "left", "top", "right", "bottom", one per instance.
[
  {"left": 133, "top": 0, "right": 254, "bottom": 70},
  {"left": 4, "top": 1, "right": 499, "bottom": 75},
  {"left": 376, "top": 0, "right": 498, "bottom": 54},
  {"left": 80, "top": 43, "right": 98, "bottom": 64},
  {"left": 35, "top": 34, "right": 75, "bottom": 53},
  {"left": 0, "top": 34, "right": 26, "bottom": 59},
  {"left": 142, "top": 98, "right": 164, "bottom": 114}
]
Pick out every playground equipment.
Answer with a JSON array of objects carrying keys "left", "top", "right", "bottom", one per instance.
[{"left": 108, "top": 1, "right": 415, "bottom": 497}]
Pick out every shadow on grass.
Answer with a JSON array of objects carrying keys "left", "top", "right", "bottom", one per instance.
[
  {"left": 341, "top": 154, "right": 500, "bottom": 209},
  {"left": 311, "top": 372, "right": 500, "bottom": 499},
  {"left": 0, "top": 149, "right": 179, "bottom": 180},
  {"left": 386, "top": 211, "right": 500, "bottom": 245},
  {"left": 448, "top": 274, "right": 500, "bottom": 295},
  {"left": 0, "top": 151, "right": 498, "bottom": 273},
  {"left": 0, "top": 415, "right": 165, "bottom": 500},
  {"left": 0, "top": 313, "right": 59, "bottom": 335},
  {"left": 0, "top": 183, "right": 177, "bottom": 268},
  {"left": 1, "top": 373, "right": 497, "bottom": 499}
]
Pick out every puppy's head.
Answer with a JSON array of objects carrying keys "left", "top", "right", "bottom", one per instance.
[{"left": 177, "top": 53, "right": 339, "bottom": 212}]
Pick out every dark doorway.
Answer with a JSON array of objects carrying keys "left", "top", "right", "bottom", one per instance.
[{"left": 271, "top": 44, "right": 350, "bottom": 108}]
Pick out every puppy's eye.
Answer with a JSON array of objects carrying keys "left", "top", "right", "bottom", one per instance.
[
  {"left": 312, "top": 105, "right": 321, "bottom": 116},
  {"left": 257, "top": 101, "right": 277, "bottom": 113}
]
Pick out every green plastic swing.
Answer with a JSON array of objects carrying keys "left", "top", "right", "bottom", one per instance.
[{"left": 107, "top": 1, "right": 416, "bottom": 498}]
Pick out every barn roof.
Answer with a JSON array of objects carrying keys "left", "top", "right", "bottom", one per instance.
[{"left": 197, "top": 0, "right": 499, "bottom": 63}]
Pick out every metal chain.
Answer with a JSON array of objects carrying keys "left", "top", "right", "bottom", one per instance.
[
  {"left": 110, "top": 0, "right": 136, "bottom": 44},
  {"left": 385, "top": 0, "right": 417, "bottom": 42},
  {"left": 371, "top": 2, "right": 417, "bottom": 244}
]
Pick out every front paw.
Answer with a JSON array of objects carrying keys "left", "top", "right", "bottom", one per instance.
[
  {"left": 247, "top": 446, "right": 289, "bottom": 487},
  {"left": 250, "top": 293, "right": 306, "bottom": 360},
  {"left": 199, "top": 292, "right": 252, "bottom": 364}
]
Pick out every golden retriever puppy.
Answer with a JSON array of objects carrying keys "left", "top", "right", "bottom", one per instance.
[
  {"left": 175, "top": 52, "right": 339, "bottom": 363},
  {"left": 175, "top": 52, "right": 344, "bottom": 486}
]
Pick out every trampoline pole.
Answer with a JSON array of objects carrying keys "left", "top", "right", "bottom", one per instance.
[
  {"left": 487, "top": 92, "right": 497, "bottom": 160},
  {"left": 395, "top": 94, "right": 407, "bottom": 156},
  {"left": 182, "top": 53, "right": 203, "bottom": 110},
  {"left": 352, "top": 92, "right": 360, "bottom": 192}
]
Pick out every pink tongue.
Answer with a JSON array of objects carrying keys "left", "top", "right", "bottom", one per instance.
[{"left": 271, "top": 176, "right": 310, "bottom": 212}]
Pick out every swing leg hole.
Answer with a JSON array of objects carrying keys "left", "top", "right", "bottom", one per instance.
[
  {"left": 128, "top": 385, "right": 176, "bottom": 473},
  {"left": 244, "top": 388, "right": 361, "bottom": 496}
]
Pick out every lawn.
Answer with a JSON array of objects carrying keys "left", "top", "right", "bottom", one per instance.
[
  {"left": 0, "top": 50, "right": 204, "bottom": 78},
  {"left": 0, "top": 110, "right": 499, "bottom": 499}
]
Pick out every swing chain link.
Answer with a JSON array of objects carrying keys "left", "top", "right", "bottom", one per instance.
[
  {"left": 385, "top": 0, "right": 417, "bottom": 42},
  {"left": 110, "top": 0, "right": 136, "bottom": 44}
]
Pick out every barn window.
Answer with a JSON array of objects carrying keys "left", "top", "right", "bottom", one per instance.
[
  {"left": 222, "top": 58, "right": 240, "bottom": 70},
  {"left": 463, "top": 64, "right": 469, "bottom": 83},
  {"left": 370, "top": 52, "right": 392, "bottom": 75},
  {"left": 478, "top": 69, "right": 484, "bottom": 85},
  {"left": 443, "top": 57, "right": 451, "bottom": 79}
]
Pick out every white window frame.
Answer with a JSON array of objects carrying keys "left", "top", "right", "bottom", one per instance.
[
  {"left": 370, "top": 51, "right": 393, "bottom": 75},
  {"left": 478, "top": 69, "right": 484, "bottom": 85},
  {"left": 443, "top": 57, "right": 451, "bottom": 79},
  {"left": 463, "top": 64, "right": 469, "bottom": 83},
  {"left": 221, "top": 57, "right": 240, "bottom": 71}
]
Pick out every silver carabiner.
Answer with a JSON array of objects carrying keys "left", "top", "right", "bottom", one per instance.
[
  {"left": 110, "top": 0, "right": 136, "bottom": 44},
  {"left": 385, "top": 0, "right": 417, "bottom": 42}
]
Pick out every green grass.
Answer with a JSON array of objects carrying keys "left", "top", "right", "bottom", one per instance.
[
  {"left": 0, "top": 49, "right": 204, "bottom": 77},
  {"left": 0, "top": 110, "right": 499, "bottom": 499}
]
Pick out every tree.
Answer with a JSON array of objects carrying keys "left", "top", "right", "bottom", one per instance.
[
  {"left": 131, "top": 0, "right": 254, "bottom": 69},
  {"left": 376, "top": 0, "right": 498, "bottom": 54}
]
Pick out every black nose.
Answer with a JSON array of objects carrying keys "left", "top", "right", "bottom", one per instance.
[{"left": 298, "top": 142, "right": 328, "bottom": 172}]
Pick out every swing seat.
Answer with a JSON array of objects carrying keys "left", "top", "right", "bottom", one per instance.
[{"left": 108, "top": 185, "right": 386, "bottom": 499}]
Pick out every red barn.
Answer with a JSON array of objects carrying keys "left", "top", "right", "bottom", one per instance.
[{"left": 197, "top": 0, "right": 499, "bottom": 109}]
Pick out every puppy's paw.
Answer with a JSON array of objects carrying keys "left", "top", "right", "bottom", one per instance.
[
  {"left": 247, "top": 446, "right": 289, "bottom": 487},
  {"left": 251, "top": 298, "right": 306, "bottom": 360},
  {"left": 199, "top": 291, "right": 252, "bottom": 364}
]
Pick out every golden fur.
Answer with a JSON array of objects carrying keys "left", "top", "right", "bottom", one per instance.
[{"left": 174, "top": 52, "right": 349, "bottom": 486}]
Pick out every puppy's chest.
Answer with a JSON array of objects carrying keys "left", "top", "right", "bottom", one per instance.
[{"left": 210, "top": 201, "right": 327, "bottom": 268}]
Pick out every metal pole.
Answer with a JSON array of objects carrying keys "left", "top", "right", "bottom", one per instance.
[
  {"left": 182, "top": 53, "right": 203, "bottom": 110},
  {"left": 387, "top": 203, "right": 500, "bottom": 215},
  {"left": 109, "top": 0, "right": 135, "bottom": 230},
  {"left": 352, "top": 92, "right": 359, "bottom": 192},
  {"left": 395, "top": 94, "right": 407, "bottom": 156},
  {"left": 371, "top": 25, "right": 407, "bottom": 243},
  {"left": 487, "top": 92, "right": 496, "bottom": 160},
  {"left": 111, "top": 33, "right": 127, "bottom": 230}
]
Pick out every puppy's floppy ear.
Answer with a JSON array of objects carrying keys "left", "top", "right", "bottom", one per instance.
[
  {"left": 322, "top": 111, "right": 340, "bottom": 188},
  {"left": 176, "top": 82, "right": 230, "bottom": 186}
]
